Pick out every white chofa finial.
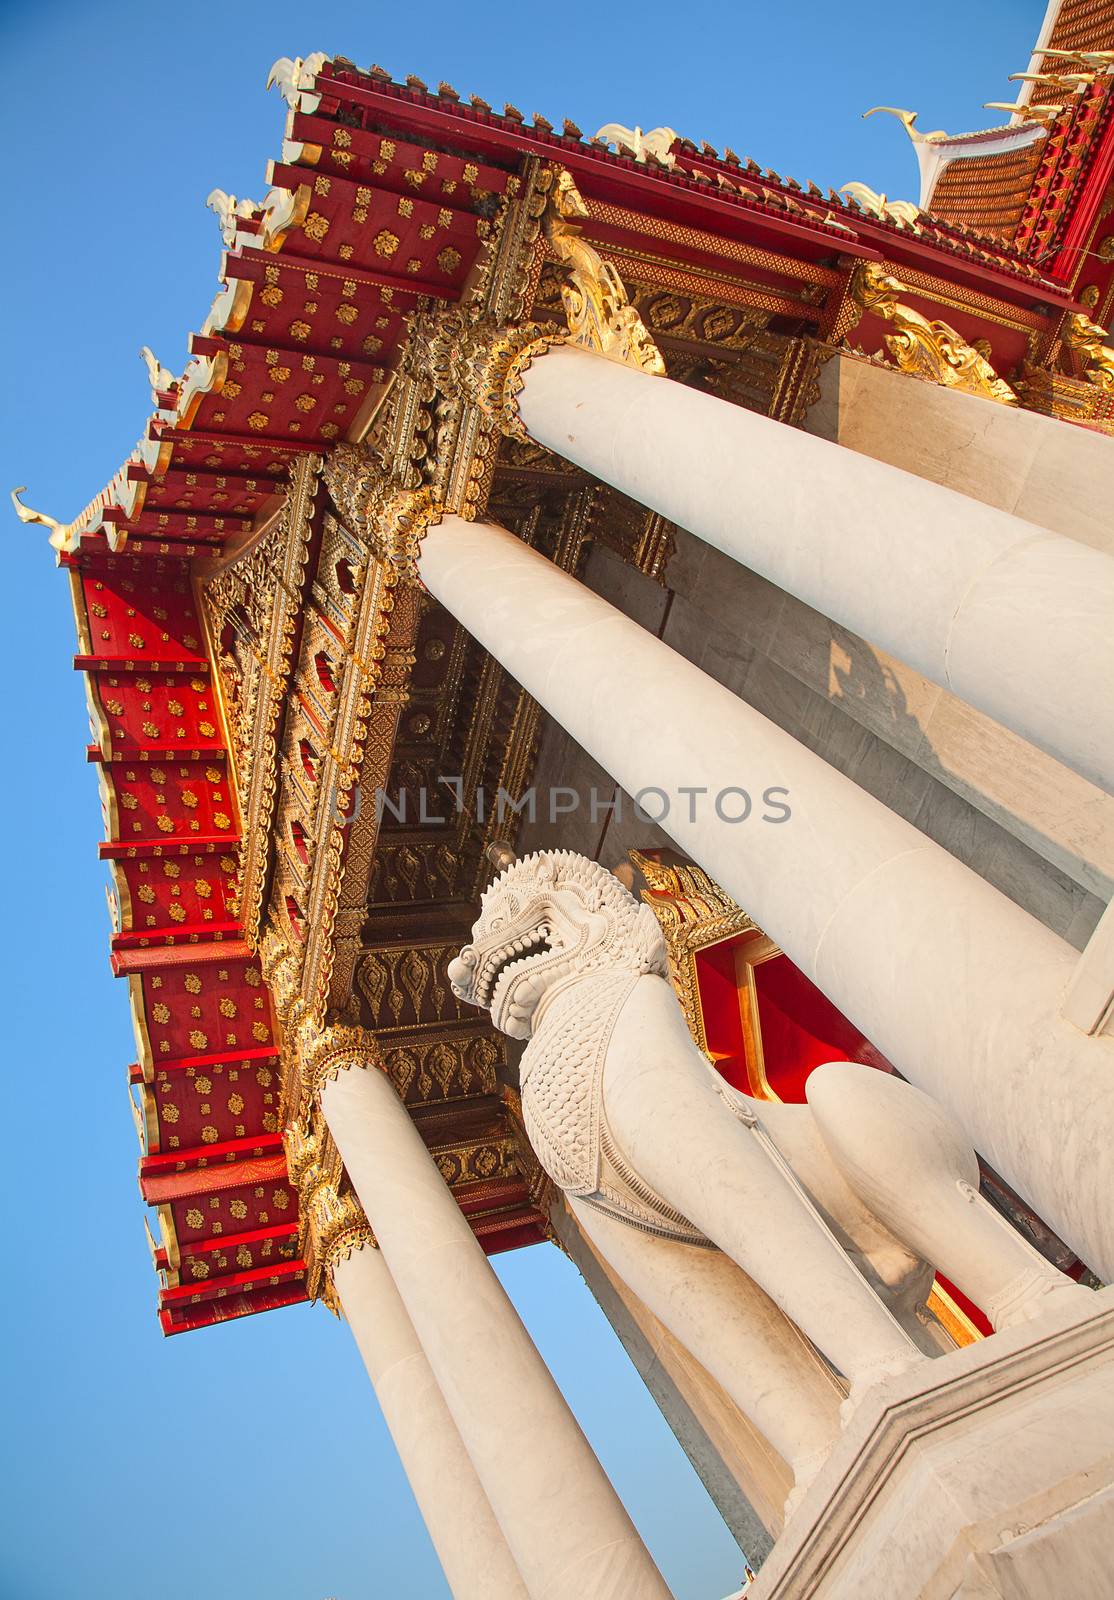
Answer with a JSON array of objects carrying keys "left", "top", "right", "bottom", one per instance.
[
  {"left": 839, "top": 182, "right": 922, "bottom": 230},
  {"left": 139, "top": 346, "right": 175, "bottom": 403},
  {"left": 266, "top": 52, "right": 329, "bottom": 111},
  {"left": 206, "top": 188, "right": 260, "bottom": 248},
  {"left": 593, "top": 123, "right": 679, "bottom": 167}
]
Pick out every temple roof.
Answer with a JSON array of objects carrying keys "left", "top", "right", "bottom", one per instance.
[
  {"left": 918, "top": 0, "right": 1114, "bottom": 247},
  {"left": 26, "top": 26, "right": 1114, "bottom": 1332}
]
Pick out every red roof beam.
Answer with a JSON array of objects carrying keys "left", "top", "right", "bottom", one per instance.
[
  {"left": 223, "top": 242, "right": 448, "bottom": 305},
  {"left": 140, "top": 1131, "right": 285, "bottom": 1188}
]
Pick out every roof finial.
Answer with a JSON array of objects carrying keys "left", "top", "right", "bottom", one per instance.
[
  {"left": 863, "top": 107, "right": 950, "bottom": 144},
  {"left": 11, "top": 487, "right": 72, "bottom": 552},
  {"left": 839, "top": 182, "right": 922, "bottom": 230},
  {"left": 139, "top": 346, "right": 175, "bottom": 404},
  {"left": 266, "top": 53, "right": 328, "bottom": 110},
  {"left": 983, "top": 100, "right": 1065, "bottom": 122},
  {"left": 593, "top": 123, "right": 679, "bottom": 167},
  {"left": 206, "top": 188, "right": 260, "bottom": 248}
]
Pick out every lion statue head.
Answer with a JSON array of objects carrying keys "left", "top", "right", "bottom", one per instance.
[{"left": 448, "top": 850, "right": 668, "bottom": 1039}]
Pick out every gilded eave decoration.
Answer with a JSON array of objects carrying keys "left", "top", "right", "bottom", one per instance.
[
  {"left": 202, "top": 453, "right": 322, "bottom": 940},
  {"left": 847, "top": 261, "right": 1019, "bottom": 405},
  {"left": 1063, "top": 310, "right": 1114, "bottom": 391},
  {"left": 543, "top": 169, "right": 666, "bottom": 375},
  {"left": 631, "top": 850, "right": 759, "bottom": 1059}
]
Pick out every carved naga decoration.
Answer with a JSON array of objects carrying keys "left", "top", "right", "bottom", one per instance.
[
  {"left": 849, "top": 260, "right": 1018, "bottom": 405},
  {"left": 1063, "top": 311, "right": 1114, "bottom": 392},
  {"left": 544, "top": 170, "right": 666, "bottom": 376},
  {"left": 450, "top": 849, "right": 1090, "bottom": 1509}
]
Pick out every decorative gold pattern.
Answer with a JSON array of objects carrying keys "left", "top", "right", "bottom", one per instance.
[
  {"left": 544, "top": 170, "right": 665, "bottom": 375},
  {"left": 407, "top": 309, "right": 565, "bottom": 442},
  {"left": 323, "top": 447, "right": 443, "bottom": 581},
  {"left": 1063, "top": 311, "right": 1114, "bottom": 391},
  {"left": 631, "top": 850, "right": 758, "bottom": 1058},
  {"left": 848, "top": 262, "right": 1018, "bottom": 406},
  {"left": 202, "top": 454, "right": 322, "bottom": 942}
]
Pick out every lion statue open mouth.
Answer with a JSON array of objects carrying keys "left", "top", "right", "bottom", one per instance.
[{"left": 447, "top": 848, "right": 668, "bottom": 1039}]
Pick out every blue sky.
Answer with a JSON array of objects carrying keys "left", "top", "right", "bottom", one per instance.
[{"left": 2, "top": 2, "right": 1045, "bottom": 1596}]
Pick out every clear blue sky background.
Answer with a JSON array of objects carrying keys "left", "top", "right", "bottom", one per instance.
[{"left": 2, "top": 3, "right": 1044, "bottom": 1596}]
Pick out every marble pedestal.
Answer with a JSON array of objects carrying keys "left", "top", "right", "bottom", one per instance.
[{"left": 750, "top": 1287, "right": 1114, "bottom": 1599}]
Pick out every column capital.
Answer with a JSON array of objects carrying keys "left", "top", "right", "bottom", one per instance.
[
  {"left": 409, "top": 309, "right": 566, "bottom": 440},
  {"left": 285, "top": 1112, "right": 374, "bottom": 1301},
  {"left": 301, "top": 1020, "right": 383, "bottom": 1103},
  {"left": 323, "top": 448, "right": 444, "bottom": 581},
  {"left": 308, "top": 1179, "right": 376, "bottom": 1305}
]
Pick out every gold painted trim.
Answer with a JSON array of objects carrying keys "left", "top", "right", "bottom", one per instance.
[
  {"left": 68, "top": 569, "right": 93, "bottom": 654},
  {"left": 733, "top": 935, "right": 781, "bottom": 1101},
  {"left": 606, "top": 246, "right": 821, "bottom": 321},
  {"left": 927, "top": 1280, "right": 984, "bottom": 1346},
  {"left": 582, "top": 196, "right": 846, "bottom": 288},
  {"left": 128, "top": 974, "right": 154, "bottom": 1079}
]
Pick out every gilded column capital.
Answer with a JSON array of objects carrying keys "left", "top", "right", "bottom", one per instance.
[
  {"left": 285, "top": 1113, "right": 374, "bottom": 1301},
  {"left": 848, "top": 260, "right": 1018, "bottom": 406},
  {"left": 409, "top": 309, "right": 567, "bottom": 441},
  {"left": 301, "top": 1021, "right": 384, "bottom": 1104},
  {"left": 323, "top": 447, "right": 445, "bottom": 581},
  {"left": 306, "top": 1178, "right": 375, "bottom": 1304}
]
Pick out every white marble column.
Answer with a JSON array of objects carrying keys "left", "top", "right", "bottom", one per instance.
[
  {"left": 514, "top": 343, "right": 1114, "bottom": 793},
  {"left": 320, "top": 1061, "right": 674, "bottom": 1600},
  {"left": 417, "top": 516, "right": 1114, "bottom": 1280},
  {"left": 332, "top": 1243, "right": 529, "bottom": 1599}
]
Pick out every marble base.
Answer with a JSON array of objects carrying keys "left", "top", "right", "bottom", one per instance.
[{"left": 750, "top": 1286, "right": 1114, "bottom": 1599}]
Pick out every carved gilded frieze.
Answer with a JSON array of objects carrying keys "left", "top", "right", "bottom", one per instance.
[
  {"left": 631, "top": 849, "right": 758, "bottom": 1059},
  {"left": 847, "top": 262, "right": 1019, "bottom": 405},
  {"left": 202, "top": 454, "right": 322, "bottom": 939},
  {"left": 381, "top": 1033, "right": 503, "bottom": 1105},
  {"left": 356, "top": 942, "right": 472, "bottom": 1030}
]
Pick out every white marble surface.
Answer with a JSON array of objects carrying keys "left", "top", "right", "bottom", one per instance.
[
  {"left": 518, "top": 343, "right": 1114, "bottom": 792},
  {"left": 808, "top": 350, "right": 1114, "bottom": 555},
  {"left": 322, "top": 1061, "right": 674, "bottom": 1600},
  {"left": 419, "top": 518, "right": 1114, "bottom": 1279},
  {"left": 333, "top": 1243, "right": 528, "bottom": 1598},
  {"left": 568, "top": 1195, "right": 843, "bottom": 1497},
  {"left": 749, "top": 1286, "right": 1114, "bottom": 1599}
]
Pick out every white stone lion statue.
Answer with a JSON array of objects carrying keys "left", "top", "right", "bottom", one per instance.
[{"left": 449, "top": 849, "right": 1088, "bottom": 1508}]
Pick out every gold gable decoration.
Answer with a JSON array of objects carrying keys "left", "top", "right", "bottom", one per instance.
[{"left": 848, "top": 261, "right": 1018, "bottom": 405}]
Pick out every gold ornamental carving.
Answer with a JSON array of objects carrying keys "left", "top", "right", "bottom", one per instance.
[
  {"left": 631, "top": 850, "right": 759, "bottom": 1058},
  {"left": 1063, "top": 312, "right": 1114, "bottom": 392},
  {"left": 284, "top": 1113, "right": 373, "bottom": 1302},
  {"left": 407, "top": 308, "right": 566, "bottom": 442},
  {"left": 543, "top": 170, "right": 666, "bottom": 376},
  {"left": 323, "top": 446, "right": 443, "bottom": 582},
  {"left": 202, "top": 453, "right": 322, "bottom": 941},
  {"left": 848, "top": 261, "right": 1018, "bottom": 406}
]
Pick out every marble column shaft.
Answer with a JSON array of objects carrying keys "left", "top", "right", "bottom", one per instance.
[
  {"left": 332, "top": 1242, "right": 529, "bottom": 1599},
  {"left": 417, "top": 516, "right": 1114, "bottom": 1279},
  {"left": 515, "top": 342, "right": 1114, "bottom": 793},
  {"left": 320, "top": 1061, "right": 674, "bottom": 1600}
]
